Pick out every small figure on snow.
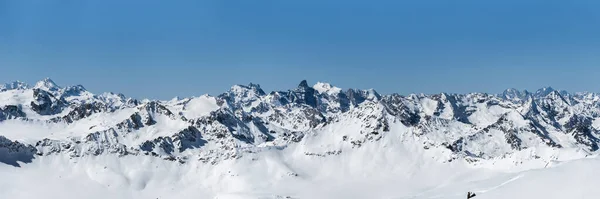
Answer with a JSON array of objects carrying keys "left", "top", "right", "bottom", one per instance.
[{"left": 467, "top": 192, "right": 476, "bottom": 199}]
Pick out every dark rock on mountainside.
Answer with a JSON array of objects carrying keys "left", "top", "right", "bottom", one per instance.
[
  {"left": 140, "top": 126, "right": 207, "bottom": 156},
  {"left": 0, "top": 105, "right": 27, "bottom": 120},
  {"left": 0, "top": 136, "right": 37, "bottom": 167},
  {"left": 30, "top": 88, "right": 67, "bottom": 115},
  {"left": 564, "top": 115, "right": 600, "bottom": 151}
]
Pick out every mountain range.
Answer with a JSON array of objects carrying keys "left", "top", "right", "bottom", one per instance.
[{"left": 2, "top": 78, "right": 600, "bottom": 198}]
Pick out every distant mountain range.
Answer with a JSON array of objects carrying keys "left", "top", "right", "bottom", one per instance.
[{"left": 2, "top": 78, "right": 600, "bottom": 167}]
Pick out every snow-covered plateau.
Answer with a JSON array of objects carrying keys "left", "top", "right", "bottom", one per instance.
[{"left": 2, "top": 78, "right": 600, "bottom": 199}]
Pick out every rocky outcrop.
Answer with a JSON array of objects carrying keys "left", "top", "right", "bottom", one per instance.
[
  {"left": 0, "top": 136, "right": 36, "bottom": 167},
  {"left": 30, "top": 88, "right": 67, "bottom": 116},
  {"left": 140, "top": 126, "right": 207, "bottom": 156},
  {"left": 0, "top": 105, "right": 27, "bottom": 120}
]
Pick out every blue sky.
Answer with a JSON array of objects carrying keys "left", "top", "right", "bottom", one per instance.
[{"left": 1, "top": 0, "right": 600, "bottom": 99}]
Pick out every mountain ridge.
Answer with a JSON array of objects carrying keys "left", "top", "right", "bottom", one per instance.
[{"left": 1, "top": 78, "right": 600, "bottom": 169}]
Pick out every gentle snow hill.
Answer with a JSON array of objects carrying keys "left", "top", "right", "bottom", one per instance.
[{"left": 2, "top": 78, "right": 600, "bottom": 198}]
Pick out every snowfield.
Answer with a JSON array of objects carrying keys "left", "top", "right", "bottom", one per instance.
[
  {"left": 2, "top": 79, "right": 600, "bottom": 198},
  {"left": 2, "top": 147, "right": 599, "bottom": 199}
]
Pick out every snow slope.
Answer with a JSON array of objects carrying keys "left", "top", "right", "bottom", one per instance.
[{"left": 2, "top": 144, "right": 598, "bottom": 199}]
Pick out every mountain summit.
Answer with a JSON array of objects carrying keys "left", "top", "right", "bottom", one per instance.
[{"left": 33, "top": 77, "right": 61, "bottom": 92}]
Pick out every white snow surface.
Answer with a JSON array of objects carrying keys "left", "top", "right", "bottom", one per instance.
[
  {"left": 0, "top": 89, "right": 34, "bottom": 107},
  {"left": 2, "top": 144, "right": 599, "bottom": 199},
  {"left": 313, "top": 82, "right": 342, "bottom": 95},
  {"left": 182, "top": 95, "right": 220, "bottom": 119}
]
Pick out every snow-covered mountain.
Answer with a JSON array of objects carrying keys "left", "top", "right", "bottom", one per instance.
[{"left": 2, "top": 78, "right": 600, "bottom": 198}]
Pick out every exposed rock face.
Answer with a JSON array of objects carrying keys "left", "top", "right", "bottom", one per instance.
[
  {"left": 288, "top": 80, "right": 319, "bottom": 108},
  {"left": 564, "top": 115, "right": 599, "bottom": 151},
  {"left": 0, "top": 136, "right": 37, "bottom": 167},
  {"left": 49, "top": 102, "right": 107, "bottom": 123},
  {"left": 30, "top": 88, "right": 67, "bottom": 116},
  {"left": 140, "top": 126, "right": 207, "bottom": 156},
  {"left": 0, "top": 81, "right": 29, "bottom": 92},
  {"left": 0, "top": 105, "right": 26, "bottom": 120}
]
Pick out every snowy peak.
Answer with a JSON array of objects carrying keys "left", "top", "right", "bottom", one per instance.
[
  {"left": 348, "top": 88, "right": 381, "bottom": 101},
  {"left": 0, "top": 81, "right": 30, "bottom": 91},
  {"left": 33, "top": 78, "right": 61, "bottom": 92},
  {"left": 543, "top": 90, "right": 566, "bottom": 100},
  {"left": 182, "top": 95, "right": 221, "bottom": 119},
  {"left": 538, "top": 90, "right": 571, "bottom": 108},
  {"left": 313, "top": 82, "right": 342, "bottom": 95},
  {"left": 500, "top": 87, "right": 578, "bottom": 105},
  {"left": 65, "top": 84, "right": 86, "bottom": 91},
  {"left": 534, "top": 86, "right": 556, "bottom": 98},
  {"left": 222, "top": 83, "right": 266, "bottom": 108},
  {"left": 293, "top": 80, "right": 317, "bottom": 94},
  {"left": 500, "top": 88, "right": 529, "bottom": 102},
  {"left": 297, "top": 80, "right": 310, "bottom": 89},
  {"left": 364, "top": 89, "right": 381, "bottom": 101},
  {"left": 229, "top": 83, "right": 265, "bottom": 96},
  {"left": 287, "top": 80, "right": 318, "bottom": 107},
  {"left": 247, "top": 83, "right": 265, "bottom": 95},
  {"left": 62, "top": 85, "right": 89, "bottom": 97}
]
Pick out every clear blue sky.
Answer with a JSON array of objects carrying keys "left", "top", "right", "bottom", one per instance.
[{"left": 1, "top": 0, "right": 600, "bottom": 99}]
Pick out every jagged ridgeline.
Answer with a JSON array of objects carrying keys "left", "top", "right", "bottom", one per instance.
[{"left": 1, "top": 78, "right": 600, "bottom": 166}]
